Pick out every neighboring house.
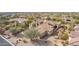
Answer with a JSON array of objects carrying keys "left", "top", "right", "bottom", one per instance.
[
  {"left": 69, "top": 31, "right": 79, "bottom": 46},
  {"left": 69, "top": 25, "right": 79, "bottom": 45},
  {"left": 62, "top": 16, "right": 73, "bottom": 24},
  {"left": 74, "top": 24, "right": 79, "bottom": 31},
  {"left": 9, "top": 18, "right": 27, "bottom": 23},
  {"left": 64, "top": 18, "right": 72, "bottom": 23}
]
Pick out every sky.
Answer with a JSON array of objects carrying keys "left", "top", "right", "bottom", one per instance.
[{"left": 0, "top": 0, "right": 79, "bottom": 12}]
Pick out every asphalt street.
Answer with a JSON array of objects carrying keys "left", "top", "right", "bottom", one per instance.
[{"left": 0, "top": 36, "right": 12, "bottom": 46}]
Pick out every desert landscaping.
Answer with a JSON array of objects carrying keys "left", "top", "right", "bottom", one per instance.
[{"left": 0, "top": 12, "right": 79, "bottom": 46}]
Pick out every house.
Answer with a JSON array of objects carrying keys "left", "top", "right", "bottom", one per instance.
[
  {"left": 69, "top": 25, "right": 79, "bottom": 45},
  {"left": 74, "top": 24, "right": 79, "bottom": 31},
  {"left": 62, "top": 16, "right": 73, "bottom": 24},
  {"left": 9, "top": 18, "right": 27, "bottom": 23},
  {"left": 69, "top": 31, "right": 79, "bottom": 46},
  {"left": 33, "top": 20, "right": 55, "bottom": 38},
  {"left": 69, "top": 24, "right": 79, "bottom": 46}
]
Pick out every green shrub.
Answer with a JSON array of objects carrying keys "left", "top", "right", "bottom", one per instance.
[
  {"left": 62, "top": 32, "right": 69, "bottom": 40},
  {"left": 75, "top": 19, "right": 79, "bottom": 24},
  {"left": 10, "top": 27, "right": 19, "bottom": 35}
]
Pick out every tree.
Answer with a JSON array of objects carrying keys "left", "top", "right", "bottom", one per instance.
[
  {"left": 28, "top": 16, "right": 34, "bottom": 20},
  {"left": 16, "top": 23, "right": 25, "bottom": 30},
  {"left": 10, "top": 27, "right": 17, "bottom": 35},
  {"left": 46, "top": 15, "right": 51, "bottom": 20},
  {"left": 10, "top": 27, "right": 21, "bottom": 36},
  {"left": 0, "top": 16, "right": 9, "bottom": 20}
]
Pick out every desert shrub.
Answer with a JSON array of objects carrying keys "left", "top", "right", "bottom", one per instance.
[
  {"left": 62, "top": 32, "right": 69, "bottom": 40},
  {"left": 75, "top": 19, "right": 79, "bottom": 24},
  {"left": 24, "top": 28, "right": 40, "bottom": 40}
]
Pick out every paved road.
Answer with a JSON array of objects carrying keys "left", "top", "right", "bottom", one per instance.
[{"left": 0, "top": 36, "right": 13, "bottom": 46}]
